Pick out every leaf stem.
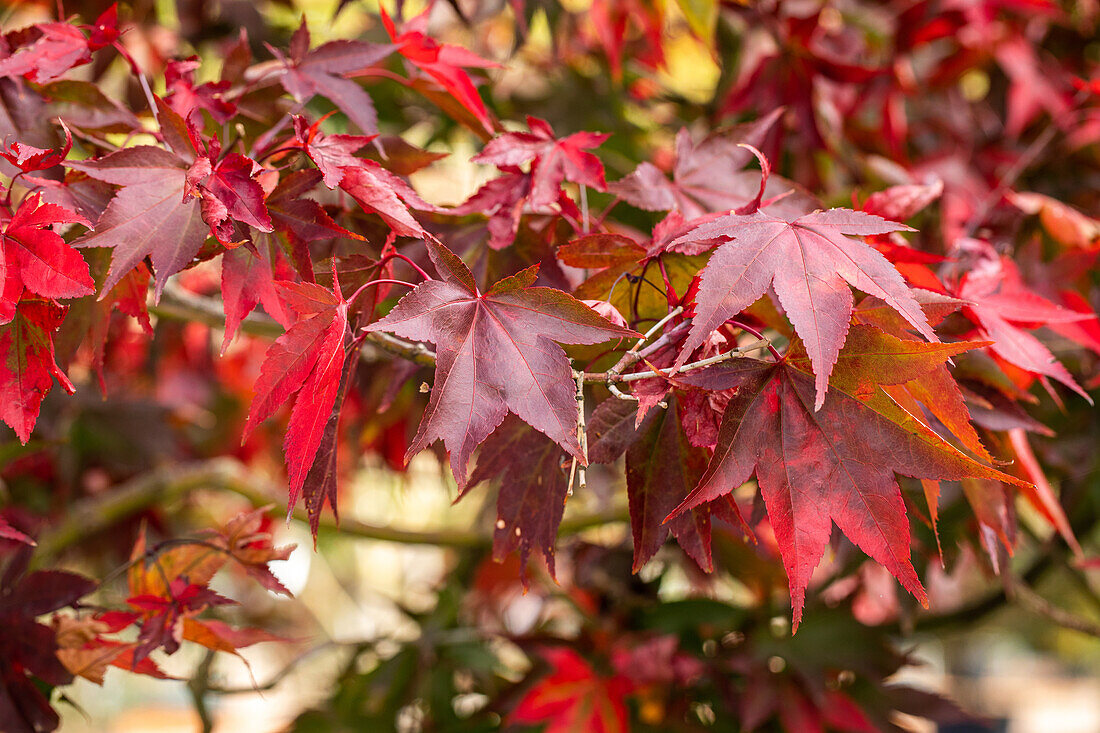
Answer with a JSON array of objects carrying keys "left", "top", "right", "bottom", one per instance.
[
  {"left": 379, "top": 251, "right": 432, "bottom": 281},
  {"left": 347, "top": 278, "right": 415, "bottom": 307},
  {"left": 730, "top": 320, "right": 782, "bottom": 360}
]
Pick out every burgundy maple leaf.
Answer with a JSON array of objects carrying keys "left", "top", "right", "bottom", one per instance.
[
  {"left": 68, "top": 145, "right": 209, "bottom": 298},
  {"left": 608, "top": 109, "right": 811, "bottom": 218},
  {"left": 465, "top": 417, "right": 571, "bottom": 584},
  {"left": 364, "top": 241, "right": 635, "bottom": 486},
  {"left": 0, "top": 551, "right": 96, "bottom": 733},
  {"left": 590, "top": 395, "right": 714, "bottom": 572},
  {"left": 273, "top": 20, "right": 394, "bottom": 137}
]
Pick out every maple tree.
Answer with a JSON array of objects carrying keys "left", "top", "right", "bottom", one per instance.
[{"left": 1, "top": 0, "right": 1100, "bottom": 731}]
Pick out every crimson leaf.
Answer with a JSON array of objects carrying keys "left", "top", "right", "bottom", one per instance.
[{"left": 244, "top": 278, "right": 349, "bottom": 509}]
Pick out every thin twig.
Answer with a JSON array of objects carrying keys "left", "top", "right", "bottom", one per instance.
[
  {"left": 204, "top": 640, "right": 345, "bottom": 694},
  {"left": 605, "top": 307, "right": 681, "bottom": 401},
  {"left": 579, "top": 184, "right": 589, "bottom": 234},
  {"left": 572, "top": 369, "right": 587, "bottom": 496},
  {"left": 1004, "top": 570, "right": 1100, "bottom": 638},
  {"left": 641, "top": 306, "right": 683, "bottom": 342},
  {"left": 187, "top": 650, "right": 216, "bottom": 733},
  {"left": 593, "top": 338, "right": 770, "bottom": 384},
  {"left": 961, "top": 90, "right": 1088, "bottom": 239},
  {"left": 151, "top": 287, "right": 771, "bottom": 387},
  {"left": 138, "top": 72, "right": 159, "bottom": 125},
  {"left": 31, "top": 459, "right": 629, "bottom": 563}
]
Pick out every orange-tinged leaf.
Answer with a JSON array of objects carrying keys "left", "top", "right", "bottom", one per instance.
[
  {"left": 203, "top": 507, "right": 296, "bottom": 596},
  {"left": 1008, "top": 428, "right": 1081, "bottom": 556},
  {"left": 672, "top": 331, "right": 1031, "bottom": 627},
  {"left": 127, "top": 527, "right": 227, "bottom": 599},
  {"left": 181, "top": 618, "right": 284, "bottom": 655}
]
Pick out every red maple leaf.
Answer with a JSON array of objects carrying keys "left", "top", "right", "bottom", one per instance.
[
  {"left": 0, "top": 515, "right": 33, "bottom": 545},
  {"left": 0, "top": 22, "right": 91, "bottom": 83},
  {"left": 720, "top": 8, "right": 884, "bottom": 151},
  {"left": 955, "top": 246, "right": 1095, "bottom": 401},
  {"left": 670, "top": 329, "right": 1031, "bottom": 626},
  {"left": 88, "top": 263, "right": 153, "bottom": 393},
  {"left": 220, "top": 236, "right": 294, "bottom": 352},
  {"left": 0, "top": 193, "right": 93, "bottom": 321},
  {"left": 0, "top": 298, "right": 76, "bottom": 444},
  {"left": 379, "top": 7, "right": 498, "bottom": 134},
  {"left": 364, "top": 241, "right": 635, "bottom": 487},
  {"left": 338, "top": 164, "right": 436, "bottom": 240},
  {"left": 586, "top": 0, "right": 666, "bottom": 80},
  {"left": 164, "top": 56, "right": 236, "bottom": 125},
  {"left": 994, "top": 34, "right": 1073, "bottom": 139},
  {"left": 861, "top": 179, "right": 944, "bottom": 224},
  {"left": 289, "top": 115, "right": 437, "bottom": 238},
  {"left": 243, "top": 276, "right": 349, "bottom": 508},
  {"left": 127, "top": 579, "right": 237, "bottom": 663},
  {"left": 84, "top": 4, "right": 121, "bottom": 52},
  {"left": 511, "top": 647, "right": 631, "bottom": 733},
  {"left": 591, "top": 395, "right": 715, "bottom": 572},
  {"left": 266, "top": 170, "right": 363, "bottom": 280},
  {"left": 292, "top": 115, "right": 375, "bottom": 188},
  {"left": 473, "top": 116, "right": 609, "bottom": 209},
  {"left": 183, "top": 139, "right": 274, "bottom": 245},
  {"left": 0, "top": 123, "right": 72, "bottom": 173},
  {"left": 673, "top": 207, "right": 937, "bottom": 408},
  {"left": 450, "top": 170, "right": 534, "bottom": 250}
]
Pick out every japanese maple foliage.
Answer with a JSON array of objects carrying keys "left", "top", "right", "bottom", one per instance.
[{"left": 1, "top": 0, "right": 1099, "bottom": 731}]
